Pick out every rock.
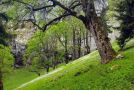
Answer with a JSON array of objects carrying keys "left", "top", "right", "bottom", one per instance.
[
  {"left": 74, "top": 71, "right": 82, "bottom": 76},
  {"left": 116, "top": 54, "right": 124, "bottom": 59},
  {"left": 110, "top": 64, "right": 120, "bottom": 70},
  {"left": 14, "top": 64, "right": 22, "bottom": 68}
]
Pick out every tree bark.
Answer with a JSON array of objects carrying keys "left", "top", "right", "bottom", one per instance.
[
  {"left": 78, "top": 29, "right": 82, "bottom": 58},
  {"left": 87, "top": 17, "right": 116, "bottom": 64},
  {"left": 85, "top": 29, "right": 90, "bottom": 54},
  {"left": 64, "top": 31, "right": 68, "bottom": 64},
  {"left": 73, "top": 28, "right": 76, "bottom": 59},
  {"left": 81, "top": 0, "right": 116, "bottom": 64}
]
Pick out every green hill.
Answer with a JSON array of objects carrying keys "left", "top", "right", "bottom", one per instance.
[{"left": 13, "top": 40, "right": 134, "bottom": 90}]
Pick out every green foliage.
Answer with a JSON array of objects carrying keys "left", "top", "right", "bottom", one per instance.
[
  {"left": 0, "top": 13, "right": 8, "bottom": 22},
  {"left": 0, "top": 45, "right": 14, "bottom": 73},
  {"left": 24, "top": 17, "right": 86, "bottom": 70},
  {"left": 0, "top": 25, "right": 11, "bottom": 46},
  {"left": 116, "top": 0, "right": 134, "bottom": 49},
  {"left": 0, "top": 13, "right": 10, "bottom": 46},
  {"left": 0, "top": 13, "right": 14, "bottom": 73},
  {"left": 108, "top": 0, "right": 134, "bottom": 49},
  {"left": 6, "top": 5, "right": 18, "bottom": 19}
]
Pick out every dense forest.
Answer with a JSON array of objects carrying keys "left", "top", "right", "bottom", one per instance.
[{"left": 0, "top": 0, "right": 134, "bottom": 90}]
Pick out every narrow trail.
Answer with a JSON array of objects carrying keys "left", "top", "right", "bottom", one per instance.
[
  {"left": 15, "top": 68, "right": 63, "bottom": 90},
  {"left": 15, "top": 52, "right": 97, "bottom": 90}
]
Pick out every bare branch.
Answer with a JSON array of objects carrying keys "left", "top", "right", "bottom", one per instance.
[
  {"left": 69, "top": 1, "right": 81, "bottom": 9},
  {"left": 55, "top": 33, "right": 65, "bottom": 47},
  {"left": 0, "top": 0, "right": 11, "bottom": 5},
  {"left": 33, "top": 5, "right": 55, "bottom": 11},
  {"left": 69, "top": 1, "right": 79, "bottom": 7},
  {"left": 3, "top": 0, "right": 85, "bottom": 32},
  {"left": 19, "top": 19, "right": 43, "bottom": 30},
  {"left": 49, "top": 0, "right": 77, "bottom": 15},
  {"left": 43, "top": 13, "right": 72, "bottom": 31}
]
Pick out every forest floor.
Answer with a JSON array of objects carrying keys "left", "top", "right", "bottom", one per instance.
[{"left": 4, "top": 39, "right": 134, "bottom": 90}]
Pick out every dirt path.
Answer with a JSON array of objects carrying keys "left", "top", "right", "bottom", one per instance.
[{"left": 15, "top": 68, "right": 63, "bottom": 90}]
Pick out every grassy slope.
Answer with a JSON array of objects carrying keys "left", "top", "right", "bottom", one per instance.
[
  {"left": 3, "top": 61, "right": 66, "bottom": 90},
  {"left": 15, "top": 40, "right": 134, "bottom": 90},
  {"left": 3, "top": 68, "right": 38, "bottom": 90}
]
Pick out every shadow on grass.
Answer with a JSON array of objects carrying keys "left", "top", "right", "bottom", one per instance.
[{"left": 123, "top": 45, "right": 134, "bottom": 51}]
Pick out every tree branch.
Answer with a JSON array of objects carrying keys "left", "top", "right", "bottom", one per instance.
[
  {"left": 33, "top": 5, "right": 55, "bottom": 11},
  {"left": 43, "top": 13, "right": 72, "bottom": 31},
  {"left": 18, "top": 19, "right": 43, "bottom": 30},
  {"left": 4, "top": 0, "right": 86, "bottom": 32},
  {"left": 49, "top": 0, "right": 77, "bottom": 15}
]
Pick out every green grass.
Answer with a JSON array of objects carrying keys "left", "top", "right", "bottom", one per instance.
[
  {"left": 3, "top": 68, "right": 39, "bottom": 90},
  {"left": 3, "top": 62, "right": 65, "bottom": 90},
  {"left": 4, "top": 40, "right": 134, "bottom": 90},
  {"left": 13, "top": 40, "right": 134, "bottom": 90}
]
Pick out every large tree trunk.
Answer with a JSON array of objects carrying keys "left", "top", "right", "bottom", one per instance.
[
  {"left": 87, "top": 17, "right": 116, "bottom": 64},
  {"left": 81, "top": 0, "right": 116, "bottom": 64}
]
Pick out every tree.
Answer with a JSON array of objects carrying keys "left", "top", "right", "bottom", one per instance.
[
  {"left": 80, "top": 0, "right": 116, "bottom": 63},
  {"left": 107, "top": 0, "right": 134, "bottom": 49},
  {"left": 0, "top": 12, "right": 14, "bottom": 90},
  {"left": 43, "top": 0, "right": 116, "bottom": 63},
  {"left": 2, "top": 0, "right": 116, "bottom": 64},
  {"left": 116, "top": 0, "right": 134, "bottom": 49},
  {"left": 0, "top": 13, "right": 9, "bottom": 90}
]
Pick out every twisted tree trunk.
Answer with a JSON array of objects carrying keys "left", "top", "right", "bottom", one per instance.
[
  {"left": 87, "top": 17, "right": 116, "bottom": 64},
  {"left": 81, "top": 0, "right": 116, "bottom": 64}
]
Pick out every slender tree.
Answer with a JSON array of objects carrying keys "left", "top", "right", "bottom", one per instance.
[{"left": 85, "top": 29, "right": 91, "bottom": 54}]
